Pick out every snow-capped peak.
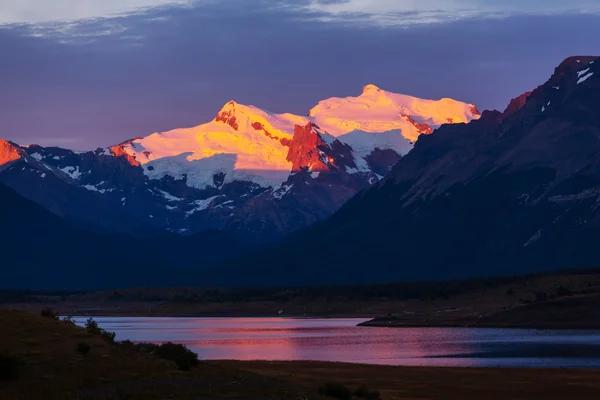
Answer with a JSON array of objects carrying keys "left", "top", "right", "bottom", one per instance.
[
  {"left": 362, "top": 84, "right": 383, "bottom": 94},
  {"left": 115, "top": 87, "right": 479, "bottom": 190},
  {"left": 308, "top": 85, "right": 480, "bottom": 142}
]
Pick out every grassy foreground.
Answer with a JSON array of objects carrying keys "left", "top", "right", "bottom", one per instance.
[
  {"left": 0, "top": 308, "right": 315, "bottom": 400},
  {"left": 217, "top": 360, "right": 600, "bottom": 400},
  {"left": 2, "top": 308, "right": 600, "bottom": 399}
]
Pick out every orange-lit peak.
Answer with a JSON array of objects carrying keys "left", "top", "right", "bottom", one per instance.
[
  {"left": 362, "top": 84, "right": 382, "bottom": 94},
  {"left": 307, "top": 85, "right": 481, "bottom": 141},
  {"left": 0, "top": 139, "right": 24, "bottom": 169}
]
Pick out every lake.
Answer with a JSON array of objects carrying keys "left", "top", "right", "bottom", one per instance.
[{"left": 74, "top": 317, "right": 600, "bottom": 367}]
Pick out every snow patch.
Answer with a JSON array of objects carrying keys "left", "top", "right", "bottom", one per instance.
[
  {"left": 83, "top": 184, "right": 99, "bottom": 192},
  {"left": 272, "top": 184, "right": 293, "bottom": 200},
  {"left": 59, "top": 166, "right": 81, "bottom": 180},
  {"left": 53, "top": 156, "right": 61, "bottom": 160},
  {"left": 83, "top": 181, "right": 109, "bottom": 193},
  {"left": 186, "top": 195, "right": 221, "bottom": 216},
  {"left": 577, "top": 68, "right": 590, "bottom": 77},
  {"left": 311, "top": 171, "right": 320, "bottom": 179},
  {"left": 578, "top": 72, "right": 594, "bottom": 84},
  {"left": 524, "top": 229, "right": 543, "bottom": 247},
  {"left": 338, "top": 129, "right": 412, "bottom": 159},
  {"left": 552, "top": 86, "right": 560, "bottom": 90},
  {"left": 30, "top": 153, "right": 43, "bottom": 161},
  {"left": 157, "top": 189, "right": 182, "bottom": 202}
]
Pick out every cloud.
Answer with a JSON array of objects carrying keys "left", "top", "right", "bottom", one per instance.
[
  {"left": 301, "top": 0, "right": 600, "bottom": 26},
  {"left": 0, "top": 0, "right": 194, "bottom": 24},
  {"left": 0, "top": 0, "right": 197, "bottom": 40}
]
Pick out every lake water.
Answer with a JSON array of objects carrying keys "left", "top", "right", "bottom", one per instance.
[{"left": 74, "top": 317, "right": 600, "bottom": 367}]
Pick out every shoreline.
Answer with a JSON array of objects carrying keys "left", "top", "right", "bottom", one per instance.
[{"left": 7, "top": 303, "right": 600, "bottom": 330}]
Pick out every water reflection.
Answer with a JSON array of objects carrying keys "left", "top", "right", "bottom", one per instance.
[{"left": 74, "top": 317, "right": 600, "bottom": 368}]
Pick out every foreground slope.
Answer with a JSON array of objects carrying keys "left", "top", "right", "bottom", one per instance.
[
  {"left": 211, "top": 56, "right": 600, "bottom": 285},
  {"left": 0, "top": 309, "right": 315, "bottom": 400}
]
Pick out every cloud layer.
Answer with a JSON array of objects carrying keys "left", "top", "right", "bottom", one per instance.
[
  {"left": 0, "top": 0, "right": 192, "bottom": 24},
  {"left": 303, "top": 0, "right": 600, "bottom": 25},
  {"left": 2, "top": 0, "right": 600, "bottom": 149}
]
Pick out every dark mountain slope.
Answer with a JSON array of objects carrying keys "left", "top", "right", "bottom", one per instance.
[
  {"left": 0, "top": 182, "right": 244, "bottom": 289},
  {"left": 0, "top": 140, "right": 155, "bottom": 237},
  {"left": 207, "top": 56, "right": 600, "bottom": 286}
]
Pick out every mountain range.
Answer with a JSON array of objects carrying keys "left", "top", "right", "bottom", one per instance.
[
  {"left": 2, "top": 56, "right": 599, "bottom": 289},
  {"left": 0, "top": 85, "right": 479, "bottom": 241}
]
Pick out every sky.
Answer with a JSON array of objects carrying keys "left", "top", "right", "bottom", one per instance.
[{"left": 1, "top": 0, "right": 600, "bottom": 149}]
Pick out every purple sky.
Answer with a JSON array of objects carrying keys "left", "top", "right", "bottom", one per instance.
[{"left": 2, "top": 0, "right": 600, "bottom": 150}]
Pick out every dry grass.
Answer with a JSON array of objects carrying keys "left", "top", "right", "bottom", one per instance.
[
  {"left": 217, "top": 360, "right": 600, "bottom": 400},
  {"left": 0, "top": 309, "right": 317, "bottom": 400}
]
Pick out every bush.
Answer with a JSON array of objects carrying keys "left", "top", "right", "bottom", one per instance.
[
  {"left": 318, "top": 383, "right": 352, "bottom": 400},
  {"left": 61, "top": 316, "right": 76, "bottom": 325},
  {"left": 136, "top": 342, "right": 199, "bottom": 371},
  {"left": 154, "top": 342, "right": 199, "bottom": 371},
  {"left": 555, "top": 285, "right": 573, "bottom": 298},
  {"left": 77, "top": 342, "right": 91, "bottom": 356},
  {"left": 85, "top": 318, "right": 99, "bottom": 333},
  {"left": 100, "top": 330, "right": 116, "bottom": 343},
  {"left": 0, "top": 352, "right": 21, "bottom": 381},
  {"left": 85, "top": 317, "right": 116, "bottom": 343},
  {"left": 354, "top": 386, "right": 382, "bottom": 400},
  {"left": 40, "top": 308, "right": 58, "bottom": 320}
]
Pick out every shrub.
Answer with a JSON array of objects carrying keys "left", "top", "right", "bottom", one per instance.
[
  {"left": 100, "top": 330, "right": 116, "bottom": 343},
  {"left": 85, "top": 317, "right": 116, "bottom": 343},
  {"left": 85, "top": 318, "right": 99, "bottom": 333},
  {"left": 153, "top": 342, "right": 199, "bottom": 371},
  {"left": 318, "top": 383, "right": 352, "bottom": 400},
  {"left": 135, "top": 342, "right": 199, "bottom": 371},
  {"left": 354, "top": 386, "right": 382, "bottom": 400},
  {"left": 555, "top": 285, "right": 573, "bottom": 298},
  {"left": 0, "top": 352, "right": 21, "bottom": 381},
  {"left": 61, "top": 316, "right": 76, "bottom": 325},
  {"left": 534, "top": 291, "right": 547, "bottom": 302},
  {"left": 77, "top": 342, "right": 91, "bottom": 356},
  {"left": 40, "top": 308, "right": 58, "bottom": 320}
]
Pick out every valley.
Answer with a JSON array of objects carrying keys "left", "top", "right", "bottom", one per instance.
[{"left": 5, "top": 267, "right": 600, "bottom": 329}]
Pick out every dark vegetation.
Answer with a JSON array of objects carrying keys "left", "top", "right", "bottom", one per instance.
[
  {"left": 40, "top": 307, "right": 59, "bottom": 319},
  {"left": 76, "top": 342, "right": 91, "bottom": 356},
  {"left": 5, "top": 267, "right": 600, "bottom": 328},
  {"left": 319, "top": 382, "right": 352, "bottom": 400},
  {"left": 133, "top": 342, "right": 199, "bottom": 371},
  {"left": 318, "top": 382, "right": 380, "bottom": 400},
  {"left": 0, "top": 352, "right": 21, "bottom": 381}
]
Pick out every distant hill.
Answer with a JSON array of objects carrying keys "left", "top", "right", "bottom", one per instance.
[{"left": 0, "top": 182, "right": 243, "bottom": 289}]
